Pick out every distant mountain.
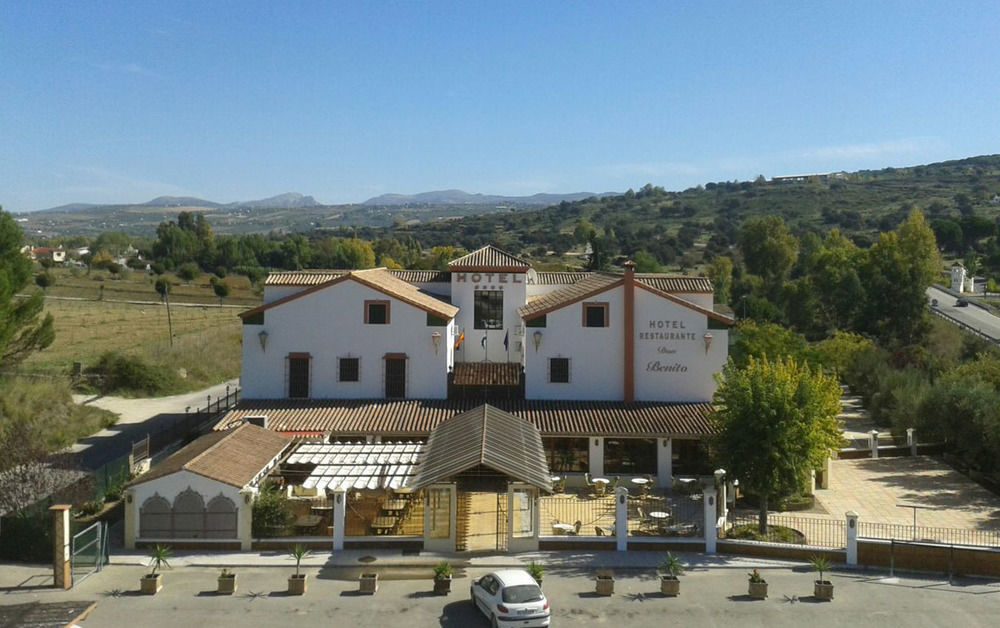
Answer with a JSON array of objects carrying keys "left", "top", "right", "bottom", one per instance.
[
  {"left": 226, "top": 192, "right": 319, "bottom": 209},
  {"left": 38, "top": 202, "right": 99, "bottom": 213},
  {"left": 361, "top": 189, "right": 614, "bottom": 206},
  {"left": 144, "top": 196, "right": 221, "bottom": 208}
]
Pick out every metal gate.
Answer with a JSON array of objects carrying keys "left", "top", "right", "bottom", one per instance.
[
  {"left": 71, "top": 521, "right": 108, "bottom": 587},
  {"left": 495, "top": 492, "right": 508, "bottom": 552}
]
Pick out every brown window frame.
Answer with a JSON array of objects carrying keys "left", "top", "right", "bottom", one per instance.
[
  {"left": 582, "top": 302, "right": 609, "bottom": 327},
  {"left": 364, "top": 300, "right": 391, "bottom": 324},
  {"left": 338, "top": 356, "right": 360, "bottom": 382}
]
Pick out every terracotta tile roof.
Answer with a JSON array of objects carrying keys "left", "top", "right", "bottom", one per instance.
[
  {"left": 533, "top": 271, "right": 593, "bottom": 285},
  {"left": 265, "top": 268, "right": 448, "bottom": 286},
  {"left": 265, "top": 270, "right": 348, "bottom": 286},
  {"left": 636, "top": 274, "right": 713, "bottom": 294},
  {"left": 414, "top": 405, "right": 551, "bottom": 491},
  {"left": 448, "top": 245, "right": 530, "bottom": 270},
  {"left": 215, "top": 399, "right": 715, "bottom": 438},
  {"left": 241, "top": 268, "right": 458, "bottom": 321},
  {"left": 452, "top": 362, "right": 521, "bottom": 386},
  {"left": 518, "top": 273, "right": 622, "bottom": 319},
  {"left": 130, "top": 424, "right": 291, "bottom": 488}
]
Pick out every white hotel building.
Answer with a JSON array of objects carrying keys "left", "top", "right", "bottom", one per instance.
[{"left": 224, "top": 245, "right": 733, "bottom": 486}]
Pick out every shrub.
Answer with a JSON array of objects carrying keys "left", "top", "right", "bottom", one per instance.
[
  {"left": 176, "top": 262, "right": 200, "bottom": 282},
  {"left": 252, "top": 482, "right": 293, "bottom": 537},
  {"left": 78, "top": 499, "right": 104, "bottom": 517},
  {"left": 88, "top": 351, "right": 178, "bottom": 396},
  {"left": 214, "top": 266, "right": 227, "bottom": 279},
  {"left": 35, "top": 271, "right": 55, "bottom": 290}
]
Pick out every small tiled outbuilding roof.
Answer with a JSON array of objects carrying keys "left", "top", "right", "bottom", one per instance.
[
  {"left": 389, "top": 269, "right": 450, "bottom": 283},
  {"left": 452, "top": 362, "right": 521, "bottom": 386},
  {"left": 636, "top": 274, "right": 713, "bottom": 294},
  {"left": 413, "top": 405, "right": 551, "bottom": 492},
  {"left": 533, "top": 271, "right": 592, "bottom": 285},
  {"left": 448, "top": 245, "right": 531, "bottom": 270},
  {"left": 241, "top": 268, "right": 458, "bottom": 321},
  {"left": 130, "top": 423, "right": 291, "bottom": 488},
  {"left": 215, "top": 399, "right": 715, "bottom": 438}
]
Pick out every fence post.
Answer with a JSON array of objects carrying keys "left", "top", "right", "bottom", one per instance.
[
  {"left": 333, "top": 489, "right": 347, "bottom": 551},
  {"left": 869, "top": 430, "right": 879, "bottom": 459},
  {"left": 615, "top": 486, "right": 628, "bottom": 552},
  {"left": 845, "top": 511, "right": 859, "bottom": 566},
  {"left": 703, "top": 485, "right": 718, "bottom": 554},
  {"left": 49, "top": 505, "right": 72, "bottom": 590},
  {"left": 907, "top": 428, "right": 917, "bottom": 456}
]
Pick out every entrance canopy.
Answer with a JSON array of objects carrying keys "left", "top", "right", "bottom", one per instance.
[
  {"left": 289, "top": 442, "right": 423, "bottom": 492},
  {"left": 413, "top": 404, "right": 552, "bottom": 492}
]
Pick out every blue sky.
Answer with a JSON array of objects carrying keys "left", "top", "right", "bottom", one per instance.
[{"left": 2, "top": 1, "right": 999, "bottom": 211}]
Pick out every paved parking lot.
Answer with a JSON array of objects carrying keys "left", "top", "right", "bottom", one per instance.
[{"left": 3, "top": 551, "right": 999, "bottom": 627}]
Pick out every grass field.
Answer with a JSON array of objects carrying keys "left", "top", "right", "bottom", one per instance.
[
  {"left": 19, "top": 269, "right": 253, "bottom": 395},
  {"left": 36, "top": 266, "right": 262, "bottom": 306}
]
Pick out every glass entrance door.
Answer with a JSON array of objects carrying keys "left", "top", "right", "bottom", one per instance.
[
  {"left": 507, "top": 483, "right": 540, "bottom": 552},
  {"left": 423, "top": 484, "right": 455, "bottom": 552}
]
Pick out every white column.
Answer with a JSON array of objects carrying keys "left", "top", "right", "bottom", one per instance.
[
  {"left": 238, "top": 490, "right": 255, "bottom": 551},
  {"left": 589, "top": 437, "right": 604, "bottom": 478},
  {"left": 657, "top": 438, "right": 673, "bottom": 489},
  {"left": 845, "top": 511, "right": 859, "bottom": 565},
  {"left": 49, "top": 505, "right": 71, "bottom": 590},
  {"left": 332, "top": 489, "right": 347, "bottom": 551},
  {"left": 124, "top": 489, "right": 136, "bottom": 550},
  {"left": 821, "top": 456, "right": 832, "bottom": 489},
  {"left": 703, "top": 486, "right": 718, "bottom": 554},
  {"left": 907, "top": 428, "right": 917, "bottom": 456},
  {"left": 870, "top": 430, "right": 879, "bottom": 459},
  {"left": 614, "top": 486, "right": 628, "bottom": 552}
]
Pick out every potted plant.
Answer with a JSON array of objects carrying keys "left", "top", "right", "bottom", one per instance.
[
  {"left": 747, "top": 569, "right": 767, "bottom": 599},
  {"left": 217, "top": 568, "right": 237, "bottom": 595},
  {"left": 595, "top": 569, "right": 614, "bottom": 596},
  {"left": 433, "top": 561, "right": 452, "bottom": 595},
  {"left": 810, "top": 555, "right": 834, "bottom": 601},
  {"left": 527, "top": 560, "right": 544, "bottom": 586},
  {"left": 359, "top": 571, "right": 379, "bottom": 594},
  {"left": 140, "top": 544, "right": 171, "bottom": 595},
  {"left": 287, "top": 544, "right": 310, "bottom": 595},
  {"left": 657, "top": 552, "right": 684, "bottom": 596}
]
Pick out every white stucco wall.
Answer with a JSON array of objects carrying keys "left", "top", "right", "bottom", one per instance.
[
  {"left": 451, "top": 271, "right": 526, "bottom": 364},
  {"left": 241, "top": 279, "right": 453, "bottom": 399},
  {"left": 632, "top": 289, "right": 727, "bottom": 402},
  {"left": 524, "top": 286, "right": 625, "bottom": 400},
  {"left": 264, "top": 285, "right": 309, "bottom": 303},
  {"left": 129, "top": 470, "right": 245, "bottom": 541}
]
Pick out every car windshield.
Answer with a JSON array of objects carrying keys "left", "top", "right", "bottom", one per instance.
[{"left": 502, "top": 584, "right": 543, "bottom": 604}]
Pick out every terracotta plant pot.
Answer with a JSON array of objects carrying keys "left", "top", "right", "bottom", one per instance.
[
  {"left": 359, "top": 572, "right": 379, "bottom": 594},
  {"left": 140, "top": 574, "right": 162, "bottom": 595},
  {"left": 288, "top": 574, "right": 307, "bottom": 595},
  {"left": 595, "top": 575, "right": 615, "bottom": 596},
  {"left": 814, "top": 580, "right": 834, "bottom": 601},
  {"left": 748, "top": 581, "right": 768, "bottom": 599},
  {"left": 217, "top": 573, "right": 237, "bottom": 595},
  {"left": 433, "top": 575, "right": 452, "bottom": 595},
  {"left": 660, "top": 575, "right": 680, "bottom": 596}
]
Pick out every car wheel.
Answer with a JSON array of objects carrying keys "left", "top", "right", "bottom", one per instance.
[{"left": 491, "top": 614, "right": 499, "bottom": 628}]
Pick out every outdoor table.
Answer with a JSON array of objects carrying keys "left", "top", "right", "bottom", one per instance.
[
  {"left": 649, "top": 511, "right": 670, "bottom": 520},
  {"left": 294, "top": 514, "right": 322, "bottom": 531},
  {"left": 593, "top": 478, "right": 610, "bottom": 486},
  {"left": 370, "top": 516, "right": 397, "bottom": 534},
  {"left": 630, "top": 478, "right": 649, "bottom": 486},
  {"left": 552, "top": 522, "right": 575, "bottom": 534},
  {"left": 550, "top": 475, "right": 561, "bottom": 482},
  {"left": 383, "top": 499, "right": 407, "bottom": 512}
]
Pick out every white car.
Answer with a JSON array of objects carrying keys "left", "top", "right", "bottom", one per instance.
[{"left": 470, "top": 569, "right": 551, "bottom": 627}]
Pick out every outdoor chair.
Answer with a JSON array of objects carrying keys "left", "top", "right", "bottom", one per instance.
[
  {"left": 568, "top": 520, "right": 582, "bottom": 536},
  {"left": 595, "top": 526, "right": 605, "bottom": 536}
]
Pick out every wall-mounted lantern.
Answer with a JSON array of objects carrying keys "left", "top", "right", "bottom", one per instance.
[
  {"left": 431, "top": 331, "right": 442, "bottom": 355},
  {"left": 258, "top": 329, "right": 269, "bottom": 352},
  {"left": 532, "top": 330, "right": 543, "bottom": 352},
  {"left": 703, "top": 332, "right": 713, "bottom": 354}
]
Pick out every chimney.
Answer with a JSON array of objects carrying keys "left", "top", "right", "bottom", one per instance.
[
  {"left": 623, "top": 260, "right": 636, "bottom": 403},
  {"left": 245, "top": 415, "right": 268, "bottom": 430}
]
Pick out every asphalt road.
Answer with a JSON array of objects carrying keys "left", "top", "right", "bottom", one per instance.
[{"left": 926, "top": 286, "right": 1000, "bottom": 341}]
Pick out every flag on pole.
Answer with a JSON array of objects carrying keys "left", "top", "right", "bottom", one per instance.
[
  {"left": 454, "top": 330, "right": 465, "bottom": 349},
  {"left": 503, "top": 330, "right": 509, "bottom": 351}
]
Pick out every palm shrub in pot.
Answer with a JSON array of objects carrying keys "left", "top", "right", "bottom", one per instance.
[
  {"left": 288, "top": 544, "right": 310, "bottom": 595},
  {"left": 217, "top": 568, "right": 237, "bottom": 594},
  {"left": 810, "top": 555, "right": 834, "bottom": 601},
  {"left": 657, "top": 552, "right": 684, "bottom": 596},
  {"left": 141, "top": 544, "right": 171, "bottom": 595},
  {"left": 527, "top": 560, "right": 544, "bottom": 586},
  {"left": 747, "top": 569, "right": 767, "bottom": 599},
  {"left": 433, "top": 561, "right": 453, "bottom": 595}
]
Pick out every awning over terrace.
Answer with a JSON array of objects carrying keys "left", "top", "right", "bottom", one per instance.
[
  {"left": 288, "top": 441, "right": 423, "bottom": 492},
  {"left": 412, "top": 404, "right": 552, "bottom": 492}
]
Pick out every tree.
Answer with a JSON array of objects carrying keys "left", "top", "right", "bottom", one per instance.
[
  {"left": 211, "top": 278, "right": 230, "bottom": 304},
  {"left": 34, "top": 271, "right": 55, "bottom": 291},
  {"left": 176, "top": 262, "right": 200, "bottom": 283},
  {"left": 739, "top": 216, "right": 799, "bottom": 287},
  {"left": 0, "top": 208, "right": 55, "bottom": 370},
  {"left": 154, "top": 278, "right": 171, "bottom": 302},
  {"left": 632, "top": 250, "right": 662, "bottom": 273},
  {"left": 712, "top": 355, "right": 843, "bottom": 533},
  {"left": 707, "top": 256, "right": 733, "bottom": 305}
]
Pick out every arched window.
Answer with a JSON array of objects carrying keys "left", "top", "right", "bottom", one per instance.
[
  {"left": 139, "top": 494, "right": 171, "bottom": 538},
  {"left": 205, "top": 494, "right": 238, "bottom": 539},
  {"left": 173, "top": 488, "right": 206, "bottom": 538}
]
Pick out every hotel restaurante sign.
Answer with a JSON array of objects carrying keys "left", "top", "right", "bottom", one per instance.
[{"left": 640, "top": 320, "right": 695, "bottom": 374}]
